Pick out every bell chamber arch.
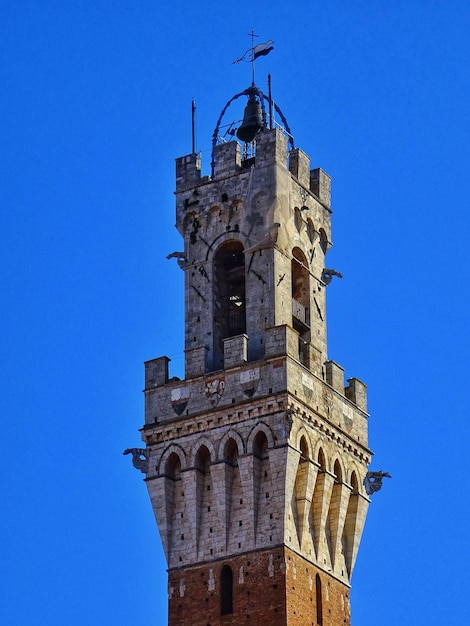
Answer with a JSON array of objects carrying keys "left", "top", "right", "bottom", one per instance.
[{"left": 212, "top": 240, "right": 246, "bottom": 370}]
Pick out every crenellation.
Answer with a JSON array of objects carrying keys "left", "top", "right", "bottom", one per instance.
[
  {"left": 310, "top": 167, "right": 331, "bottom": 209},
  {"left": 144, "top": 356, "right": 170, "bottom": 389},
  {"left": 325, "top": 359, "right": 345, "bottom": 393},
  {"left": 175, "top": 153, "right": 201, "bottom": 191},
  {"left": 345, "top": 377, "right": 367, "bottom": 412},
  {"left": 289, "top": 147, "right": 311, "bottom": 189},
  {"left": 213, "top": 141, "right": 241, "bottom": 178}
]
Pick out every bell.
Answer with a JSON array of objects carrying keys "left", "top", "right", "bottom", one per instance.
[{"left": 236, "top": 95, "right": 264, "bottom": 143}]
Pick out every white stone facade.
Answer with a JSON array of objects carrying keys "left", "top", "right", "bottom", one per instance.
[{"left": 141, "top": 128, "right": 371, "bottom": 590}]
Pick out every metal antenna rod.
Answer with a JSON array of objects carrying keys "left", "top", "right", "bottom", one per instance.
[
  {"left": 268, "top": 73, "right": 273, "bottom": 129},
  {"left": 191, "top": 100, "right": 196, "bottom": 154}
]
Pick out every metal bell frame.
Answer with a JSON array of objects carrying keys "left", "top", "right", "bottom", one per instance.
[{"left": 211, "top": 85, "right": 294, "bottom": 177}]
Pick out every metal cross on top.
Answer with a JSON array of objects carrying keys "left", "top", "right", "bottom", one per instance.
[{"left": 233, "top": 29, "right": 274, "bottom": 85}]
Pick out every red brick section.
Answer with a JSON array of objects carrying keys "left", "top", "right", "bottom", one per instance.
[
  {"left": 284, "top": 548, "right": 351, "bottom": 626},
  {"left": 167, "top": 546, "right": 350, "bottom": 626}
]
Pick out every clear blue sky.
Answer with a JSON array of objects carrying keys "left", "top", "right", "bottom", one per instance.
[{"left": 1, "top": 2, "right": 469, "bottom": 625}]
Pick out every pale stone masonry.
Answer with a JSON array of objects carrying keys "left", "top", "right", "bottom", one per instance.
[{"left": 139, "top": 125, "right": 372, "bottom": 625}]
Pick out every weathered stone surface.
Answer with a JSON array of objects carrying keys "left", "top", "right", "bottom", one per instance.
[{"left": 139, "top": 127, "right": 372, "bottom": 625}]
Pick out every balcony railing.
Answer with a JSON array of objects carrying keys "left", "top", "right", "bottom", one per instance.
[{"left": 292, "top": 298, "right": 310, "bottom": 327}]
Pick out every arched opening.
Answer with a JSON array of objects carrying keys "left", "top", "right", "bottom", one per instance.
[
  {"left": 291, "top": 247, "right": 310, "bottom": 366},
  {"left": 317, "top": 448, "right": 326, "bottom": 472},
  {"left": 213, "top": 240, "right": 246, "bottom": 369},
  {"left": 163, "top": 452, "right": 184, "bottom": 561},
  {"left": 315, "top": 573, "right": 323, "bottom": 625},
  {"left": 224, "top": 438, "right": 239, "bottom": 466},
  {"left": 252, "top": 430, "right": 271, "bottom": 542},
  {"left": 253, "top": 430, "right": 268, "bottom": 460},
  {"left": 294, "top": 207, "right": 303, "bottom": 232},
  {"left": 319, "top": 228, "right": 328, "bottom": 254},
  {"left": 351, "top": 471, "right": 359, "bottom": 494},
  {"left": 195, "top": 444, "right": 214, "bottom": 557},
  {"left": 294, "top": 435, "right": 311, "bottom": 547},
  {"left": 343, "top": 470, "right": 360, "bottom": 577},
  {"left": 195, "top": 445, "right": 211, "bottom": 474},
  {"left": 220, "top": 565, "right": 233, "bottom": 615},
  {"left": 307, "top": 218, "right": 316, "bottom": 243},
  {"left": 224, "top": 438, "right": 244, "bottom": 554},
  {"left": 299, "top": 435, "right": 309, "bottom": 462},
  {"left": 165, "top": 452, "right": 182, "bottom": 481},
  {"left": 333, "top": 460, "right": 343, "bottom": 484}
]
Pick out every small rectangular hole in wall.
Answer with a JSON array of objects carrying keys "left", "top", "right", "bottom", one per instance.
[
  {"left": 207, "top": 506, "right": 211, "bottom": 512},
  {"left": 207, "top": 485, "right": 210, "bottom": 491},
  {"left": 232, "top": 398, "right": 235, "bottom": 403},
  {"left": 266, "top": 492, "right": 269, "bottom": 498},
  {"left": 209, "top": 528, "right": 212, "bottom": 533},
  {"left": 269, "top": 387, "right": 272, "bottom": 394},
  {"left": 238, "top": 542, "right": 241, "bottom": 548},
  {"left": 240, "top": 499, "right": 243, "bottom": 504},
  {"left": 239, "top": 520, "right": 242, "bottom": 526}
]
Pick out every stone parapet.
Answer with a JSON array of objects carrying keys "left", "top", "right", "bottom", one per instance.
[
  {"left": 310, "top": 168, "right": 331, "bottom": 209},
  {"left": 144, "top": 356, "right": 170, "bottom": 389},
  {"left": 176, "top": 153, "right": 201, "bottom": 191},
  {"left": 185, "top": 346, "right": 209, "bottom": 379},
  {"left": 325, "top": 360, "right": 345, "bottom": 393},
  {"left": 289, "top": 147, "right": 311, "bottom": 189},
  {"left": 345, "top": 378, "right": 367, "bottom": 412},
  {"left": 213, "top": 141, "right": 241, "bottom": 179},
  {"left": 223, "top": 334, "right": 248, "bottom": 368}
]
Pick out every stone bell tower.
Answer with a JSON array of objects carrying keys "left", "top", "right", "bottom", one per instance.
[{"left": 136, "top": 84, "right": 372, "bottom": 625}]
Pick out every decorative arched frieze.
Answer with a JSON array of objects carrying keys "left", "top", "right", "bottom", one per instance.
[
  {"left": 246, "top": 421, "right": 275, "bottom": 454},
  {"left": 217, "top": 429, "right": 245, "bottom": 459},
  {"left": 192, "top": 437, "right": 217, "bottom": 465},
  {"left": 157, "top": 443, "right": 188, "bottom": 475}
]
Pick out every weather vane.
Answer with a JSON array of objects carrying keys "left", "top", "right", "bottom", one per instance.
[{"left": 232, "top": 29, "right": 274, "bottom": 85}]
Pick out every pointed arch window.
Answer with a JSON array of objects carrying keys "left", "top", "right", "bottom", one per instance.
[
  {"left": 291, "top": 248, "right": 310, "bottom": 329},
  {"left": 220, "top": 565, "right": 233, "bottom": 615},
  {"left": 213, "top": 241, "right": 246, "bottom": 369},
  {"left": 291, "top": 247, "right": 310, "bottom": 365},
  {"left": 315, "top": 574, "right": 323, "bottom": 625}
]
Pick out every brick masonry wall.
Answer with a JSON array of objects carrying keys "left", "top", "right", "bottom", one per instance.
[
  {"left": 168, "top": 547, "right": 288, "bottom": 626},
  {"left": 167, "top": 546, "right": 350, "bottom": 626},
  {"left": 285, "top": 548, "right": 351, "bottom": 626}
]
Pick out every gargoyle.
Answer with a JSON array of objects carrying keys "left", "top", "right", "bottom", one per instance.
[
  {"left": 123, "top": 448, "right": 149, "bottom": 474},
  {"left": 322, "top": 268, "right": 343, "bottom": 286},
  {"left": 166, "top": 251, "right": 186, "bottom": 269},
  {"left": 364, "top": 471, "right": 391, "bottom": 495}
]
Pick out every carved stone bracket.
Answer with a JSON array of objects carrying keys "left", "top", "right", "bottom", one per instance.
[
  {"left": 364, "top": 471, "right": 391, "bottom": 495},
  {"left": 123, "top": 448, "right": 149, "bottom": 474}
]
